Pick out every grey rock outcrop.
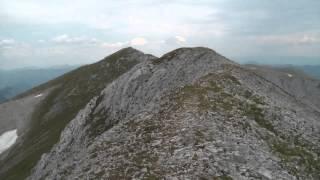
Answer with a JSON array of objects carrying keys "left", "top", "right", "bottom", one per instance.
[{"left": 28, "top": 48, "right": 320, "bottom": 179}]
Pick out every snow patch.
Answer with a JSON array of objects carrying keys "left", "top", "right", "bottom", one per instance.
[
  {"left": 34, "top": 94, "right": 43, "bottom": 98},
  {"left": 0, "top": 129, "right": 18, "bottom": 154},
  {"left": 259, "top": 168, "right": 273, "bottom": 179},
  {"left": 287, "top": 73, "right": 293, "bottom": 78}
]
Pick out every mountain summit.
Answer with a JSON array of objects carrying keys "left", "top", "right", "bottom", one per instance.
[{"left": 0, "top": 47, "right": 319, "bottom": 180}]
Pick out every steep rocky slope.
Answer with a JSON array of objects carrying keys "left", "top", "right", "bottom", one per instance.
[
  {"left": 25, "top": 48, "right": 320, "bottom": 179},
  {"left": 0, "top": 47, "right": 155, "bottom": 179}
]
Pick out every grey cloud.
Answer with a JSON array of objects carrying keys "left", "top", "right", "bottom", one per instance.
[
  {"left": 215, "top": 0, "right": 320, "bottom": 36},
  {"left": 0, "top": 0, "right": 319, "bottom": 68}
]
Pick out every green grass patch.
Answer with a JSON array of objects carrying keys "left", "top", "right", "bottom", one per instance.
[
  {"left": 270, "top": 140, "right": 320, "bottom": 178},
  {"left": 243, "top": 103, "right": 275, "bottom": 133}
]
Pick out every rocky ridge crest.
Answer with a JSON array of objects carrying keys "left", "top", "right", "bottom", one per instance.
[{"left": 28, "top": 47, "right": 320, "bottom": 179}]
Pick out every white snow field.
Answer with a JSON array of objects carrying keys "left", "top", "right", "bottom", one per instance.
[
  {"left": 34, "top": 94, "right": 43, "bottom": 98},
  {"left": 0, "top": 129, "right": 18, "bottom": 154}
]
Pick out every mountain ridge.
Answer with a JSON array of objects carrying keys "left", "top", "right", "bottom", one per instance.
[{"left": 0, "top": 47, "right": 319, "bottom": 179}]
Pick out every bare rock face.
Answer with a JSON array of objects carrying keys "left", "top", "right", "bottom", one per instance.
[{"left": 27, "top": 47, "right": 319, "bottom": 180}]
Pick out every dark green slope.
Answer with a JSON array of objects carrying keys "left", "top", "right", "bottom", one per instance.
[{"left": 0, "top": 47, "right": 155, "bottom": 180}]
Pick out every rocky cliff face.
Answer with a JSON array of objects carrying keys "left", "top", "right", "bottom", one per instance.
[{"left": 22, "top": 48, "right": 319, "bottom": 179}]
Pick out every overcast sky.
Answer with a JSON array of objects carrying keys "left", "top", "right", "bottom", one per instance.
[{"left": 0, "top": 0, "right": 319, "bottom": 69}]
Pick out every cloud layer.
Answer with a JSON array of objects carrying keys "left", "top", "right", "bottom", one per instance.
[{"left": 0, "top": 0, "right": 319, "bottom": 68}]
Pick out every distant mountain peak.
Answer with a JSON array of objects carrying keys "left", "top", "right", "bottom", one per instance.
[
  {"left": 161, "top": 47, "right": 216, "bottom": 57},
  {"left": 111, "top": 47, "right": 149, "bottom": 58},
  {"left": 117, "top": 46, "right": 143, "bottom": 54},
  {"left": 155, "top": 47, "right": 233, "bottom": 66},
  {"left": 99, "top": 47, "right": 156, "bottom": 65}
]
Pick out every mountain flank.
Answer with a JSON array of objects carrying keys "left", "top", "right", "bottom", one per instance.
[{"left": 0, "top": 47, "right": 155, "bottom": 180}]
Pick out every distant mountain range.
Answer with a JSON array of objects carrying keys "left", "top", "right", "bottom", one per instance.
[
  {"left": 0, "top": 66, "right": 78, "bottom": 103},
  {"left": 239, "top": 57, "right": 320, "bottom": 79},
  {"left": 0, "top": 47, "right": 319, "bottom": 180},
  {"left": 244, "top": 64, "right": 320, "bottom": 80},
  {"left": 298, "top": 65, "right": 320, "bottom": 79}
]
